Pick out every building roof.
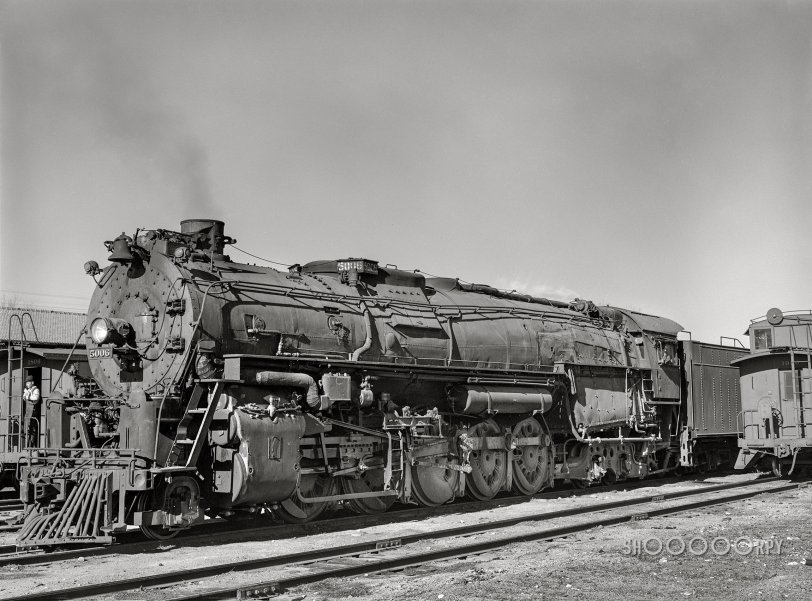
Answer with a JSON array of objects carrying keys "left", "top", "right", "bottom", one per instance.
[{"left": 0, "top": 306, "right": 87, "bottom": 347}]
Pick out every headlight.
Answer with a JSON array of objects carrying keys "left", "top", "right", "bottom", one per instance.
[{"left": 90, "top": 318, "right": 111, "bottom": 344}]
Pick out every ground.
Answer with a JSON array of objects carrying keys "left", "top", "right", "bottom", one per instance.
[
  {"left": 0, "top": 473, "right": 810, "bottom": 600},
  {"left": 294, "top": 478, "right": 812, "bottom": 601}
]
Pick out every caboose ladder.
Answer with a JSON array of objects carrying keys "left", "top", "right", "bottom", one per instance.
[
  {"left": 164, "top": 380, "right": 225, "bottom": 469},
  {"left": 800, "top": 367, "right": 811, "bottom": 438}
]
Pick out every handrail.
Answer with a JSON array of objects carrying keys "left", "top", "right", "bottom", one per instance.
[
  {"left": 208, "top": 277, "right": 598, "bottom": 327},
  {"left": 20, "top": 312, "right": 39, "bottom": 343},
  {"left": 737, "top": 409, "right": 761, "bottom": 438},
  {"left": 719, "top": 336, "right": 746, "bottom": 349},
  {"left": 6, "top": 312, "right": 32, "bottom": 443},
  {"left": 750, "top": 309, "right": 812, "bottom": 323},
  {"left": 52, "top": 326, "right": 88, "bottom": 392}
]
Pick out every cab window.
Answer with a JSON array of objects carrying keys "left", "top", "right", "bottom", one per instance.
[{"left": 753, "top": 328, "right": 772, "bottom": 350}]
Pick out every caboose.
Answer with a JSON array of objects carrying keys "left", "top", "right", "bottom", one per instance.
[
  {"left": 1, "top": 308, "right": 91, "bottom": 490},
  {"left": 735, "top": 308, "right": 812, "bottom": 476},
  {"left": 16, "top": 219, "right": 745, "bottom": 547}
]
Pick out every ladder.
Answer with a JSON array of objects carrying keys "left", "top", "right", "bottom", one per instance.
[
  {"left": 788, "top": 326, "right": 811, "bottom": 439},
  {"left": 642, "top": 375, "right": 654, "bottom": 396},
  {"left": 800, "top": 324, "right": 812, "bottom": 438},
  {"left": 163, "top": 380, "right": 226, "bottom": 469},
  {"left": 5, "top": 312, "right": 38, "bottom": 452}
]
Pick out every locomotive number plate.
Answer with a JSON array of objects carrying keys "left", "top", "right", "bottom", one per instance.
[{"left": 89, "top": 348, "right": 112, "bottom": 359}]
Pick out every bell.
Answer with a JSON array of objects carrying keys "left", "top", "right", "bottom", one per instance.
[{"left": 107, "top": 233, "right": 134, "bottom": 264}]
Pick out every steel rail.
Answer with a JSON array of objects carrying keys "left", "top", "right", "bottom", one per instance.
[
  {"left": 2, "top": 477, "right": 798, "bottom": 601},
  {"left": 0, "top": 477, "right": 752, "bottom": 561},
  {"left": 0, "top": 474, "right": 691, "bottom": 568}
]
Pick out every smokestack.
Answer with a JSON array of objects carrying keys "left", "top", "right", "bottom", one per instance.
[{"left": 181, "top": 219, "right": 226, "bottom": 255}]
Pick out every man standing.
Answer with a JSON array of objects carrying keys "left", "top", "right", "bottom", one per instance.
[{"left": 22, "top": 375, "right": 41, "bottom": 447}]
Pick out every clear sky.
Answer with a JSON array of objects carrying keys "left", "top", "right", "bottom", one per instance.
[{"left": 1, "top": 0, "right": 811, "bottom": 343}]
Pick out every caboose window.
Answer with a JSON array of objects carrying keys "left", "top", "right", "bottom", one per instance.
[{"left": 754, "top": 328, "right": 772, "bottom": 350}]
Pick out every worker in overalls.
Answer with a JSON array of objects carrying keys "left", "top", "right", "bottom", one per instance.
[{"left": 22, "top": 375, "right": 41, "bottom": 447}]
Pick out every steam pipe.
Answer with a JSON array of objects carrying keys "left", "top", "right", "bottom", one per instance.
[
  {"left": 351, "top": 302, "right": 373, "bottom": 361},
  {"left": 255, "top": 371, "right": 320, "bottom": 409}
]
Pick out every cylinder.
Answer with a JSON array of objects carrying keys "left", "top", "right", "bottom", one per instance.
[{"left": 459, "top": 385, "right": 553, "bottom": 414}]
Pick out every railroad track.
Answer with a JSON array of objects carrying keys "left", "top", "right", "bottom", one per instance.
[
  {"left": 4, "top": 476, "right": 804, "bottom": 601},
  {"left": 0, "top": 473, "right": 686, "bottom": 567}
]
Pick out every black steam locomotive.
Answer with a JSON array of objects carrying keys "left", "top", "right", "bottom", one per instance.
[{"left": 16, "top": 220, "right": 744, "bottom": 547}]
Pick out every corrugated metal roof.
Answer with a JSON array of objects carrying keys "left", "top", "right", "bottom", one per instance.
[{"left": 0, "top": 307, "right": 86, "bottom": 346}]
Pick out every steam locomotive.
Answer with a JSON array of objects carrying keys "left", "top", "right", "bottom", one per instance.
[{"left": 16, "top": 219, "right": 744, "bottom": 547}]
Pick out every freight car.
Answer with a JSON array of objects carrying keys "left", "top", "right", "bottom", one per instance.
[
  {"left": 735, "top": 308, "right": 812, "bottom": 477},
  {"left": 16, "top": 219, "right": 744, "bottom": 547},
  {"left": 679, "top": 339, "right": 746, "bottom": 473}
]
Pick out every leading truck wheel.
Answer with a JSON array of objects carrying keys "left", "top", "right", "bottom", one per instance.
[
  {"left": 136, "top": 491, "right": 180, "bottom": 541},
  {"left": 136, "top": 477, "right": 200, "bottom": 541}
]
